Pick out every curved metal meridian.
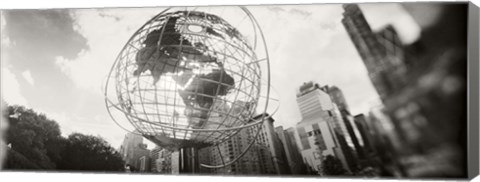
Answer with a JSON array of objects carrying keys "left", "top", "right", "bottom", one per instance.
[{"left": 199, "top": 6, "right": 274, "bottom": 169}]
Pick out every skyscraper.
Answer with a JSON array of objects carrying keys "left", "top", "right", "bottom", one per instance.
[
  {"left": 275, "top": 126, "right": 308, "bottom": 175},
  {"left": 119, "top": 132, "right": 151, "bottom": 171},
  {"left": 139, "top": 155, "right": 150, "bottom": 172},
  {"left": 341, "top": 4, "right": 407, "bottom": 102},
  {"left": 327, "top": 86, "right": 350, "bottom": 112},
  {"left": 322, "top": 85, "right": 365, "bottom": 163},
  {"left": 353, "top": 114, "right": 373, "bottom": 152},
  {"left": 149, "top": 146, "right": 162, "bottom": 172},
  {"left": 197, "top": 103, "right": 264, "bottom": 175},
  {"left": 342, "top": 3, "right": 468, "bottom": 177},
  {"left": 256, "top": 114, "right": 290, "bottom": 175},
  {"left": 294, "top": 82, "right": 350, "bottom": 174},
  {"left": 156, "top": 148, "right": 173, "bottom": 173},
  {"left": 197, "top": 113, "right": 291, "bottom": 175}
]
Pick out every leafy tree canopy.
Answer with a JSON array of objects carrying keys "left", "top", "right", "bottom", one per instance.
[
  {"left": 4, "top": 105, "right": 63, "bottom": 169},
  {"left": 321, "top": 155, "right": 348, "bottom": 176},
  {"left": 3, "top": 104, "right": 124, "bottom": 172},
  {"left": 57, "top": 133, "right": 124, "bottom": 171}
]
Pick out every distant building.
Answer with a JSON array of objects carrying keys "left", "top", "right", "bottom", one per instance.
[
  {"left": 200, "top": 125, "right": 263, "bottom": 175},
  {"left": 194, "top": 98, "right": 288, "bottom": 175},
  {"left": 340, "top": 110, "right": 365, "bottom": 160},
  {"left": 139, "top": 155, "right": 150, "bottom": 172},
  {"left": 119, "top": 132, "right": 151, "bottom": 172},
  {"left": 323, "top": 85, "right": 366, "bottom": 162},
  {"left": 171, "top": 150, "right": 180, "bottom": 174},
  {"left": 342, "top": 3, "right": 468, "bottom": 177},
  {"left": 198, "top": 102, "right": 263, "bottom": 175},
  {"left": 275, "top": 126, "right": 308, "bottom": 175},
  {"left": 149, "top": 146, "right": 162, "bottom": 172},
  {"left": 327, "top": 86, "right": 350, "bottom": 112},
  {"left": 367, "top": 107, "right": 404, "bottom": 176},
  {"left": 353, "top": 114, "right": 374, "bottom": 155},
  {"left": 199, "top": 113, "right": 289, "bottom": 175},
  {"left": 256, "top": 114, "right": 290, "bottom": 175},
  {"left": 341, "top": 4, "right": 407, "bottom": 103},
  {"left": 294, "top": 82, "right": 350, "bottom": 174},
  {"left": 156, "top": 149, "right": 173, "bottom": 173}
]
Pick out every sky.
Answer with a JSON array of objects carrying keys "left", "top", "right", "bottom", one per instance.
[{"left": 1, "top": 3, "right": 420, "bottom": 149}]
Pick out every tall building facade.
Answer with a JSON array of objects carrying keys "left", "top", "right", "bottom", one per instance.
[
  {"left": 353, "top": 114, "right": 374, "bottom": 155},
  {"left": 119, "top": 132, "right": 151, "bottom": 172},
  {"left": 200, "top": 128, "right": 255, "bottom": 175},
  {"left": 197, "top": 104, "right": 265, "bottom": 175},
  {"left": 323, "top": 85, "right": 365, "bottom": 160},
  {"left": 327, "top": 86, "right": 350, "bottom": 112},
  {"left": 171, "top": 150, "right": 180, "bottom": 174},
  {"left": 256, "top": 114, "right": 289, "bottom": 175},
  {"left": 149, "top": 146, "right": 164, "bottom": 172},
  {"left": 275, "top": 126, "right": 308, "bottom": 175},
  {"left": 157, "top": 149, "right": 174, "bottom": 173},
  {"left": 340, "top": 110, "right": 365, "bottom": 160},
  {"left": 139, "top": 156, "right": 150, "bottom": 172},
  {"left": 294, "top": 82, "right": 350, "bottom": 174},
  {"left": 341, "top": 4, "right": 407, "bottom": 103},
  {"left": 342, "top": 3, "right": 468, "bottom": 177},
  {"left": 199, "top": 113, "right": 289, "bottom": 175}
]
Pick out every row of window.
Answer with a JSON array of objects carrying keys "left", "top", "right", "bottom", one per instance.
[{"left": 307, "top": 129, "right": 321, "bottom": 137}]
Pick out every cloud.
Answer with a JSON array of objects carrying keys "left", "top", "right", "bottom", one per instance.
[
  {"left": 21, "top": 70, "right": 34, "bottom": 85},
  {"left": 244, "top": 4, "right": 422, "bottom": 129},
  {"left": 3, "top": 9, "right": 88, "bottom": 61},
  {"left": 56, "top": 8, "right": 161, "bottom": 94},
  {"left": 0, "top": 14, "right": 24, "bottom": 106},
  {"left": 2, "top": 9, "right": 88, "bottom": 113},
  {"left": 360, "top": 3, "right": 421, "bottom": 44},
  {"left": 51, "top": 8, "right": 163, "bottom": 146},
  {"left": 1, "top": 67, "right": 28, "bottom": 106},
  {"left": 1, "top": 13, "right": 28, "bottom": 107},
  {"left": 246, "top": 5, "right": 381, "bottom": 128},
  {"left": 268, "top": 6, "right": 286, "bottom": 14},
  {"left": 1, "top": 12, "right": 11, "bottom": 48},
  {"left": 289, "top": 8, "right": 312, "bottom": 18}
]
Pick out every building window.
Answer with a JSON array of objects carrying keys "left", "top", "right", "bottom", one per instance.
[
  {"left": 312, "top": 124, "right": 327, "bottom": 150},
  {"left": 297, "top": 127, "right": 311, "bottom": 150}
]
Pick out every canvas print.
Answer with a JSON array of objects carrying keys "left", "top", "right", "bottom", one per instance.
[{"left": 0, "top": 2, "right": 472, "bottom": 179}]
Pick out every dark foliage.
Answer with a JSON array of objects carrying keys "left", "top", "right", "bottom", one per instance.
[
  {"left": 321, "top": 155, "right": 348, "bottom": 176},
  {"left": 4, "top": 105, "right": 63, "bottom": 169},
  {"left": 57, "top": 133, "right": 124, "bottom": 172},
  {"left": 3, "top": 104, "right": 124, "bottom": 172},
  {"left": 4, "top": 149, "right": 40, "bottom": 170}
]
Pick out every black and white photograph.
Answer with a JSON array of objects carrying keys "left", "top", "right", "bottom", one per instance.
[{"left": 1, "top": 1, "right": 478, "bottom": 180}]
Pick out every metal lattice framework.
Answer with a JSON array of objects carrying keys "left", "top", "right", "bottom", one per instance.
[{"left": 104, "top": 6, "right": 274, "bottom": 157}]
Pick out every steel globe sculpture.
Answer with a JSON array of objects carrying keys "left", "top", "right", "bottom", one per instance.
[{"left": 104, "top": 6, "right": 272, "bottom": 155}]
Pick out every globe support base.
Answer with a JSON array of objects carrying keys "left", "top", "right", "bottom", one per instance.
[{"left": 178, "top": 147, "right": 199, "bottom": 174}]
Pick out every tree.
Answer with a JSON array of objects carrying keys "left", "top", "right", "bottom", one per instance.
[
  {"left": 4, "top": 149, "right": 40, "bottom": 169},
  {"left": 3, "top": 104, "right": 125, "bottom": 172},
  {"left": 4, "top": 105, "right": 64, "bottom": 169},
  {"left": 58, "top": 133, "right": 124, "bottom": 172},
  {"left": 355, "top": 166, "right": 380, "bottom": 177},
  {"left": 321, "top": 155, "right": 348, "bottom": 176}
]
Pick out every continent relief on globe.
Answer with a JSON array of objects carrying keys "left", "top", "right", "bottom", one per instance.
[{"left": 133, "top": 14, "right": 236, "bottom": 128}]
